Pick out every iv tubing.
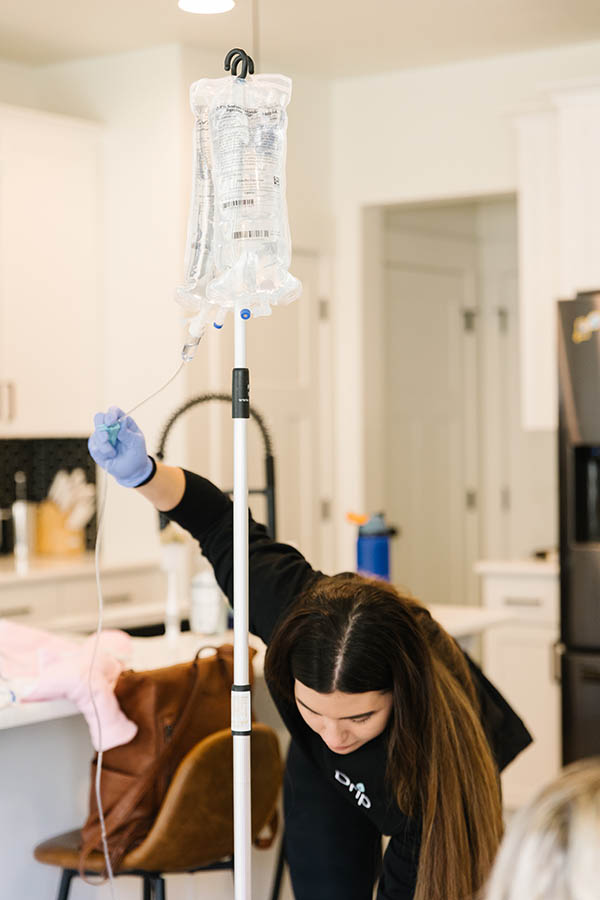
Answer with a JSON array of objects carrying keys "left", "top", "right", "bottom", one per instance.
[
  {"left": 89, "top": 474, "right": 117, "bottom": 896},
  {"left": 89, "top": 345, "right": 194, "bottom": 896},
  {"left": 125, "top": 360, "right": 185, "bottom": 418}
]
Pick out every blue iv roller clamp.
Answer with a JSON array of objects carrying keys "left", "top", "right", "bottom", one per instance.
[{"left": 98, "top": 423, "right": 122, "bottom": 447}]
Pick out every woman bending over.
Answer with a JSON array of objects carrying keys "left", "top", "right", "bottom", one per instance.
[{"left": 89, "top": 408, "right": 532, "bottom": 900}]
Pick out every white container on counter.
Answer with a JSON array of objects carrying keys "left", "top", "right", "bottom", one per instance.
[
  {"left": 12, "top": 472, "right": 36, "bottom": 573},
  {"left": 190, "top": 570, "right": 228, "bottom": 635}
]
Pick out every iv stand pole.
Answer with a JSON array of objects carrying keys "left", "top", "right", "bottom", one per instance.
[
  {"left": 232, "top": 300, "right": 252, "bottom": 900},
  {"left": 225, "top": 48, "right": 257, "bottom": 900}
]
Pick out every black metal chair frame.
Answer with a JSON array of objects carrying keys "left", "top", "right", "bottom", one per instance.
[
  {"left": 53, "top": 843, "right": 286, "bottom": 899},
  {"left": 54, "top": 857, "right": 235, "bottom": 900}
]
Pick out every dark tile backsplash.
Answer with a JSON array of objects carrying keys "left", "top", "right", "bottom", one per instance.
[{"left": 0, "top": 438, "right": 96, "bottom": 549}]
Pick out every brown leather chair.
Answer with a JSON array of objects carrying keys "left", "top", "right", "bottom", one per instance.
[{"left": 34, "top": 724, "right": 284, "bottom": 900}]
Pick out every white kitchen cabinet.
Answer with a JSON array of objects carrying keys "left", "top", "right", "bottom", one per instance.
[
  {"left": 476, "top": 560, "right": 561, "bottom": 809},
  {"left": 0, "top": 579, "right": 59, "bottom": 623},
  {"left": 0, "top": 556, "right": 166, "bottom": 632},
  {"left": 516, "top": 84, "right": 600, "bottom": 431},
  {"left": 0, "top": 103, "right": 102, "bottom": 436}
]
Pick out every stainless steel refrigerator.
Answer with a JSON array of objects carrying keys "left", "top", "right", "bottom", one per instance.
[{"left": 558, "top": 291, "right": 600, "bottom": 763}]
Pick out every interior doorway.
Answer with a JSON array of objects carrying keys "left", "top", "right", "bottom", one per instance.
[{"left": 363, "top": 197, "right": 556, "bottom": 607}]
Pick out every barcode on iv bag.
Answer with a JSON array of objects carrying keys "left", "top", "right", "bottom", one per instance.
[
  {"left": 223, "top": 198, "right": 255, "bottom": 209},
  {"left": 233, "top": 229, "right": 271, "bottom": 240}
]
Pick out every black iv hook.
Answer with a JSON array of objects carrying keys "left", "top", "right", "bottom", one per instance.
[{"left": 224, "top": 48, "right": 255, "bottom": 79}]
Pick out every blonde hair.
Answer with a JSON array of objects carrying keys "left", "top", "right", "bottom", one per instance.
[{"left": 485, "top": 757, "right": 600, "bottom": 900}]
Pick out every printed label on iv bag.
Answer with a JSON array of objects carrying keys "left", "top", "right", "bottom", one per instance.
[
  {"left": 231, "top": 688, "right": 252, "bottom": 734},
  {"left": 211, "top": 104, "right": 285, "bottom": 232}
]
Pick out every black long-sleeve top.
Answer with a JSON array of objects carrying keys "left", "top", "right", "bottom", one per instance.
[{"left": 167, "top": 471, "right": 532, "bottom": 897}]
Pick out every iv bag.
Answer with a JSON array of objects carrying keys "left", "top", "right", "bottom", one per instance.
[
  {"left": 178, "top": 73, "right": 301, "bottom": 330},
  {"left": 176, "top": 94, "right": 216, "bottom": 331}
]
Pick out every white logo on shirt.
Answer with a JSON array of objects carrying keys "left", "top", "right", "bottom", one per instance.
[{"left": 335, "top": 770, "right": 372, "bottom": 808}]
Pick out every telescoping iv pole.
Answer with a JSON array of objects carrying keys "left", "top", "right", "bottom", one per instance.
[
  {"left": 181, "top": 48, "right": 300, "bottom": 898},
  {"left": 232, "top": 300, "right": 252, "bottom": 900},
  {"left": 224, "top": 47, "right": 254, "bottom": 900}
]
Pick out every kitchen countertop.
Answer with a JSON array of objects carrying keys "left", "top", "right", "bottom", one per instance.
[
  {"left": 0, "top": 552, "right": 159, "bottom": 585},
  {"left": 427, "top": 603, "right": 515, "bottom": 637},
  {"left": 474, "top": 558, "right": 559, "bottom": 576},
  {"left": 35, "top": 598, "right": 183, "bottom": 634},
  {"left": 0, "top": 631, "right": 257, "bottom": 732},
  {"left": 0, "top": 603, "right": 514, "bottom": 733},
  {"left": 33, "top": 600, "right": 512, "bottom": 639}
]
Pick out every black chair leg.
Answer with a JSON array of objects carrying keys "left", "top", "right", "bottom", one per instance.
[
  {"left": 143, "top": 874, "right": 153, "bottom": 900},
  {"left": 270, "top": 837, "right": 286, "bottom": 900},
  {"left": 153, "top": 875, "right": 166, "bottom": 900},
  {"left": 56, "top": 869, "right": 75, "bottom": 900}
]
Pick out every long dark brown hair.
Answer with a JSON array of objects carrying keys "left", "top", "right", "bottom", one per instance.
[{"left": 264, "top": 574, "right": 504, "bottom": 900}]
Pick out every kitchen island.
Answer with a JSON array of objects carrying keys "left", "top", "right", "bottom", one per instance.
[{"left": 0, "top": 605, "right": 512, "bottom": 900}]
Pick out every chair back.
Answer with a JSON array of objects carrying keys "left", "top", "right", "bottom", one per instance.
[{"left": 122, "top": 723, "right": 282, "bottom": 872}]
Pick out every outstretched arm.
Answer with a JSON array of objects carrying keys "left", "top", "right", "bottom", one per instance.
[
  {"left": 136, "top": 461, "right": 185, "bottom": 511},
  {"left": 89, "top": 408, "right": 323, "bottom": 644},
  {"left": 166, "top": 469, "right": 323, "bottom": 644}
]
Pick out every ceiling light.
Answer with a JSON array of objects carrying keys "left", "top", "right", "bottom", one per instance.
[{"left": 178, "top": 0, "right": 235, "bottom": 12}]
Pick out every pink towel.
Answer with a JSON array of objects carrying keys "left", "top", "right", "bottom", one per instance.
[{"left": 0, "top": 620, "right": 138, "bottom": 751}]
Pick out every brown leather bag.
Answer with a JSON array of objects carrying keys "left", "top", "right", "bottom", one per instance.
[{"left": 79, "top": 643, "right": 253, "bottom": 875}]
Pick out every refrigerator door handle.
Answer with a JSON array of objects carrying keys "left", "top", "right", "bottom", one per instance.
[
  {"left": 581, "top": 665, "right": 600, "bottom": 683},
  {"left": 552, "top": 640, "right": 565, "bottom": 684}
]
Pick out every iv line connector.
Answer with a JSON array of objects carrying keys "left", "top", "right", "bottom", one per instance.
[{"left": 182, "top": 335, "right": 202, "bottom": 362}]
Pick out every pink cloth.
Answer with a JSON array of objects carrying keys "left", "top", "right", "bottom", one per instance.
[{"left": 0, "top": 620, "right": 137, "bottom": 751}]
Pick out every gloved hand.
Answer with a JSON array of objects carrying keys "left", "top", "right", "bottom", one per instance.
[{"left": 88, "top": 406, "right": 153, "bottom": 488}]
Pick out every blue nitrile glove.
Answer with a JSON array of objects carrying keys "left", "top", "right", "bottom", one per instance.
[{"left": 88, "top": 406, "right": 153, "bottom": 488}]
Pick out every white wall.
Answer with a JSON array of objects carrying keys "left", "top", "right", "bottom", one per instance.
[
  {"left": 0, "top": 59, "right": 40, "bottom": 107},
  {"left": 331, "top": 40, "right": 600, "bottom": 569},
  {"left": 284, "top": 70, "right": 333, "bottom": 253}
]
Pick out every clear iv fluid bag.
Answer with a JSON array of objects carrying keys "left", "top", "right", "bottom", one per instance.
[
  {"left": 207, "top": 74, "right": 301, "bottom": 314},
  {"left": 181, "top": 103, "right": 214, "bottom": 299},
  {"left": 177, "top": 73, "right": 301, "bottom": 331}
]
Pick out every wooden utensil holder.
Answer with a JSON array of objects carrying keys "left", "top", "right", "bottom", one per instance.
[{"left": 35, "top": 500, "right": 85, "bottom": 556}]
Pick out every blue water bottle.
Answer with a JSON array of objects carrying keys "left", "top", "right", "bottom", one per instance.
[{"left": 351, "top": 513, "right": 397, "bottom": 581}]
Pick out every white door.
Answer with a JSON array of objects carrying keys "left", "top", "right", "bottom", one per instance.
[
  {"left": 185, "top": 249, "right": 334, "bottom": 573},
  {"left": 476, "top": 199, "right": 557, "bottom": 561},
  {"left": 383, "top": 209, "right": 479, "bottom": 606}
]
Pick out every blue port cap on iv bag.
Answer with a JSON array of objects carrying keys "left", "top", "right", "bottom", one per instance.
[{"left": 241, "top": 308, "right": 251, "bottom": 320}]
